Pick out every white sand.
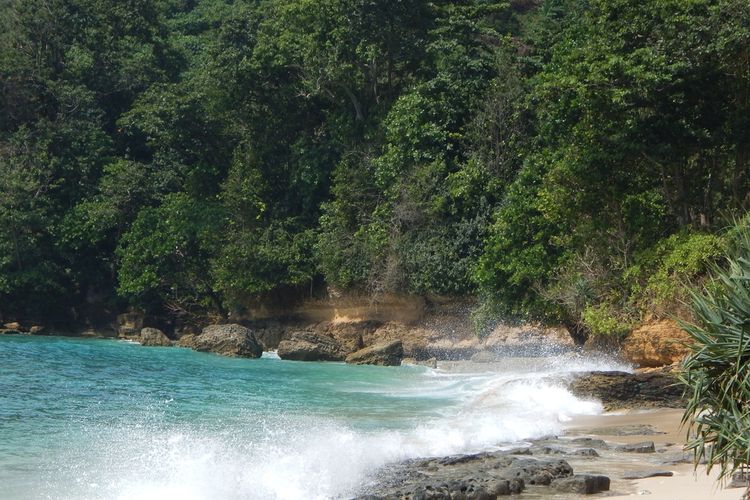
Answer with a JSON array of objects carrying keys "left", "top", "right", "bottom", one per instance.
[{"left": 566, "top": 409, "right": 745, "bottom": 500}]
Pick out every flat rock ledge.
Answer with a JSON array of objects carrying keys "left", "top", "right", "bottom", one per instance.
[
  {"left": 346, "top": 340, "right": 404, "bottom": 366},
  {"left": 567, "top": 371, "right": 685, "bottom": 410},
  {"left": 353, "top": 450, "right": 610, "bottom": 499}
]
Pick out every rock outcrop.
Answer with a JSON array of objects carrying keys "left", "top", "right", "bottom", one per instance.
[
  {"left": 193, "top": 324, "right": 263, "bottom": 358},
  {"left": 277, "top": 331, "right": 346, "bottom": 361},
  {"left": 116, "top": 311, "right": 144, "bottom": 339},
  {"left": 139, "top": 327, "right": 171, "bottom": 347},
  {"left": 621, "top": 319, "right": 691, "bottom": 367},
  {"left": 354, "top": 451, "right": 585, "bottom": 498},
  {"left": 345, "top": 340, "right": 403, "bottom": 366},
  {"left": 177, "top": 334, "right": 198, "bottom": 349},
  {"left": 568, "top": 371, "right": 684, "bottom": 410}
]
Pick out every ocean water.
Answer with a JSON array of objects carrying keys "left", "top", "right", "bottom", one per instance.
[{"left": 0, "top": 335, "right": 630, "bottom": 500}]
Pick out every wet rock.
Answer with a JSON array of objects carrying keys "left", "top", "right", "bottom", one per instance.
[
  {"left": 571, "top": 448, "right": 600, "bottom": 457},
  {"left": 616, "top": 441, "right": 656, "bottom": 453},
  {"left": 568, "top": 371, "right": 684, "bottom": 410},
  {"left": 277, "top": 331, "right": 346, "bottom": 361},
  {"left": 356, "top": 451, "right": 572, "bottom": 498},
  {"left": 622, "top": 470, "right": 674, "bottom": 480},
  {"left": 346, "top": 340, "right": 403, "bottom": 366},
  {"left": 139, "top": 327, "right": 171, "bottom": 347},
  {"left": 505, "top": 447, "right": 532, "bottom": 455},
  {"left": 194, "top": 324, "right": 263, "bottom": 358},
  {"left": 569, "top": 437, "right": 609, "bottom": 449},
  {"left": 553, "top": 474, "right": 610, "bottom": 494},
  {"left": 500, "top": 457, "right": 573, "bottom": 485}
]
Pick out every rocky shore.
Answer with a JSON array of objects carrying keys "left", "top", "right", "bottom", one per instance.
[{"left": 2, "top": 305, "right": 718, "bottom": 499}]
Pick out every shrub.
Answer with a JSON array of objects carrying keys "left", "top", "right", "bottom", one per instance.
[{"left": 680, "top": 222, "right": 750, "bottom": 483}]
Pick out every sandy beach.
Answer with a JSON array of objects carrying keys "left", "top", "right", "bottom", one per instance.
[{"left": 565, "top": 409, "right": 744, "bottom": 500}]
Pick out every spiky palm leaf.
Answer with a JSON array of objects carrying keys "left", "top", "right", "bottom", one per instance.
[{"left": 680, "top": 233, "right": 750, "bottom": 481}]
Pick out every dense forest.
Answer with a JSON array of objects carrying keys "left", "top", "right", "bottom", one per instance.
[{"left": 1, "top": 0, "right": 749, "bottom": 339}]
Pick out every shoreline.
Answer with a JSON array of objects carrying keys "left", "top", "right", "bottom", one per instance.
[{"left": 562, "top": 409, "right": 743, "bottom": 499}]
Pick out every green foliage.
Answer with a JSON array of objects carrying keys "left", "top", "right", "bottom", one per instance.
[
  {"left": 117, "top": 193, "right": 224, "bottom": 315},
  {"left": 0, "top": 0, "right": 748, "bottom": 336},
  {"left": 628, "top": 231, "right": 726, "bottom": 317},
  {"left": 680, "top": 221, "right": 750, "bottom": 482},
  {"left": 581, "top": 305, "right": 631, "bottom": 338}
]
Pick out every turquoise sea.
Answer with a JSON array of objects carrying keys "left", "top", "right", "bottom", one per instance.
[{"left": 0, "top": 335, "right": 628, "bottom": 499}]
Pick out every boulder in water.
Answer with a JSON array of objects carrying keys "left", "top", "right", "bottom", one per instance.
[
  {"left": 194, "top": 324, "right": 263, "bottom": 358},
  {"left": 139, "top": 327, "right": 171, "bottom": 347},
  {"left": 277, "top": 331, "right": 346, "bottom": 361},
  {"left": 345, "top": 340, "right": 403, "bottom": 366}
]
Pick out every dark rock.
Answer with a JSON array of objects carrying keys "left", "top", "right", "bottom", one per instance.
[
  {"left": 505, "top": 447, "right": 532, "bottom": 455},
  {"left": 355, "top": 451, "right": 571, "bottom": 498},
  {"left": 553, "top": 474, "right": 610, "bottom": 494},
  {"left": 569, "top": 437, "right": 609, "bottom": 449},
  {"left": 277, "top": 331, "right": 346, "bottom": 361},
  {"left": 571, "top": 448, "right": 600, "bottom": 457},
  {"left": 500, "top": 457, "right": 573, "bottom": 485},
  {"left": 139, "top": 327, "right": 171, "bottom": 347},
  {"left": 622, "top": 470, "right": 674, "bottom": 480},
  {"left": 568, "top": 371, "right": 684, "bottom": 410},
  {"left": 616, "top": 441, "right": 656, "bottom": 453},
  {"left": 346, "top": 340, "right": 404, "bottom": 366},
  {"left": 0, "top": 329, "right": 22, "bottom": 335},
  {"left": 537, "top": 446, "right": 567, "bottom": 455},
  {"left": 194, "top": 324, "right": 263, "bottom": 358}
]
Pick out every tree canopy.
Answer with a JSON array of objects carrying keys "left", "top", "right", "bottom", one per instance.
[{"left": 0, "top": 0, "right": 748, "bottom": 335}]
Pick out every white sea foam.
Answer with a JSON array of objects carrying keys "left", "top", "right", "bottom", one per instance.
[{"left": 41, "top": 353, "right": 627, "bottom": 500}]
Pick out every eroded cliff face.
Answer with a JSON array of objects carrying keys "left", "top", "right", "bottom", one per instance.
[
  {"left": 239, "top": 295, "right": 575, "bottom": 361},
  {"left": 620, "top": 320, "right": 691, "bottom": 368}
]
